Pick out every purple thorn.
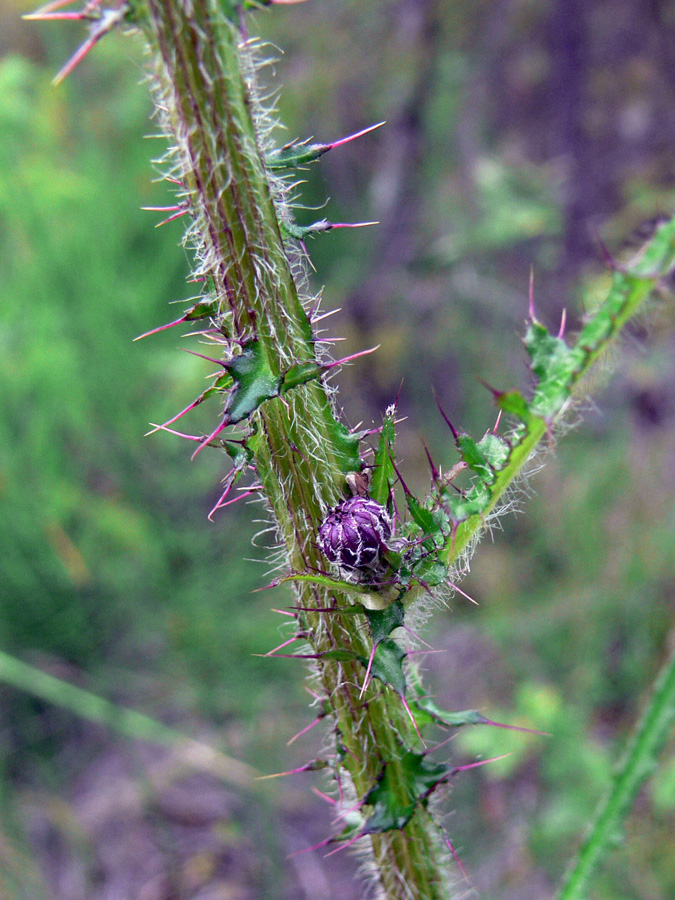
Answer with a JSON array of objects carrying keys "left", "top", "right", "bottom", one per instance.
[
  {"left": 271, "top": 608, "right": 297, "bottom": 618},
  {"left": 146, "top": 398, "right": 205, "bottom": 435},
  {"left": 208, "top": 488, "right": 257, "bottom": 514},
  {"left": 389, "top": 456, "right": 412, "bottom": 497},
  {"left": 257, "top": 761, "right": 324, "bottom": 780},
  {"left": 191, "top": 420, "right": 229, "bottom": 460},
  {"left": 265, "top": 633, "right": 305, "bottom": 657},
  {"left": 252, "top": 580, "right": 280, "bottom": 594},
  {"left": 393, "top": 380, "right": 404, "bottom": 409},
  {"left": 444, "top": 836, "right": 470, "bottom": 883},
  {"left": 451, "top": 753, "right": 511, "bottom": 775},
  {"left": 304, "top": 690, "right": 323, "bottom": 708},
  {"left": 326, "top": 220, "right": 379, "bottom": 230},
  {"left": 558, "top": 307, "right": 567, "bottom": 339},
  {"left": 154, "top": 208, "right": 189, "bottom": 228},
  {"left": 181, "top": 347, "right": 227, "bottom": 367},
  {"left": 359, "top": 642, "right": 378, "bottom": 699},
  {"left": 422, "top": 732, "right": 459, "bottom": 755},
  {"left": 402, "top": 624, "right": 434, "bottom": 650},
  {"left": 311, "top": 306, "right": 341, "bottom": 324},
  {"left": 324, "top": 831, "right": 364, "bottom": 857},
  {"left": 432, "top": 389, "right": 459, "bottom": 442},
  {"left": 412, "top": 576, "right": 434, "bottom": 598},
  {"left": 287, "top": 715, "right": 324, "bottom": 746},
  {"left": 421, "top": 438, "right": 439, "bottom": 482},
  {"left": 51, "top": 5, "right": 125, "bottom": 85},
  {"left": 24, "top": 0, "right": 102, "bottom": 20},
  {"left": 448, "top": 580, "right": 479, "bottom": 606},
  {"left": 146, "top": 424, "right": 202, "bottom": 442},
  {"left": 133, "top": 314, "right": 190, "bottom": 341},
  {"left": 478, "top": 717, "right": 551, "bottom": 737},
  {"left": 528, "top": 267, "right": 537, "bottom": 321},
  {"left": 207, "top": 471, "right": 238, "bottom": 521},
  {"left": 311, "top": 787, "right": 337, "bottom": 806},
  {"left": 289, "top": 606, "right": 342, "bottom": 614},
  {"left": 326, "top": 120, "right": 385, "bottom": 151},
  {"left": 52, "top": 33, "right": 101, "bottom": 84},
  {"left": 400, "top": 694, "right": 426, "bottom": 747},
  {"left": 264, "top": 652, "right": 331, "bottom": 660},
  {"left": 592, "top": 227, "right": 618, "bottom": 270},
  {"left": 493, "top": 409, "right": 503, "bottom": 435},
  {"left": 476, "top": 376, "right": 503, "bottom": 401},
  {"left": 287, "top": 835, "right": 336, "bottom": 858},
  {"left": 321, "top": 345, "right": 380, "bottom": 369},
  {"left": 24, "top": 10, "right": 89, "bottom": 19}
]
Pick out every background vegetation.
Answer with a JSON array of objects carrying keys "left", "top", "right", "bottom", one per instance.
[{"left": 1, "top": 0, "right": 674, "bottom": 897}]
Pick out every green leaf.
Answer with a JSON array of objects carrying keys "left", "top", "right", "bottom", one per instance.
[
  {"left": 405, "top": 492, "right": 441, "bottom": 536},
  {"left": 367, "top": 639, "right": 407, "bottom": 696},
  {"left": 411, "top": 696, "right": 492, "bottom": 728},
  {"left": 456, "top": 433, "right": 494, "bottom": 482},
  {"left": 370, "top": 407, "right": 397, "bottom": 508},
  {"left": 496, "top": 389, "right": 531, "bottom": 421},
  {"left": 329, "top": 420, "right": 362, "bottom": 476},
  {"left": 412, "top": 554, "right": 448, "bottom": 587},
  {"left": 440, "top": 481, "right": 491, "bottom": 523},
  {"left": 266, "top": 139, "right": 329, "bottom": 171},
  {"left": 362, "top": 751, "right": 451, "bottom": 834},
  {"left": 476, "top": 432, "right": 510, "bottom": 469},
  {"left": 184, "top": 296, "right": 220, "bottom": 321},
  {"left": 224, "top": 340, "right": 281, "bottom": 424},
  {"left": 280, "top": 360, "right": 324, "bottom": 393},
  {"left": 364, "top": 600, "right": 405, "bottom": 644}
]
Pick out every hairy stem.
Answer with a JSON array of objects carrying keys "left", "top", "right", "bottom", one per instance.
[{"left": 137, "top": 1, "right": 452, "bottom": 896}]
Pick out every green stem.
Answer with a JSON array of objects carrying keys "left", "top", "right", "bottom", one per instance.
[
  {"left": 136, "top": 2, "right": 452, "bottom": 896},
  {"left": 442, "top": 218, "right": 675, "bottom": 571},
  {"left": 557, "top": 642, "right": 675, "bottom": 900}
]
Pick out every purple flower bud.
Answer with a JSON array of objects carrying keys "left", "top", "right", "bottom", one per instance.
[{"left": 319, "top": 497, "right": 392, "bottom": 575}]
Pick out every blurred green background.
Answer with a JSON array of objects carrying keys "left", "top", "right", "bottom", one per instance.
[{"left": 1, "top": 1, "right": 674, "bottom": 898}]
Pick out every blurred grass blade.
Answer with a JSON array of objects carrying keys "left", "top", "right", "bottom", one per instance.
[
  {"left": 556, "top": 640, "right": 675, "bottom": 900},
  {"left": 0, "top": 649, "right": 257, "bottom": 789}
]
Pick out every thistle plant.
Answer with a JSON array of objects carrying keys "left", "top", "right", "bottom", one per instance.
[{"left": 23, "top": 1, "right": 675, "bottom": 898}]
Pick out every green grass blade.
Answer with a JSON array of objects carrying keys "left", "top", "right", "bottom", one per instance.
[
  {"left": 0, "top": 649, "right": 257, "bottom": 788},
  {"left": 556, "top": 641, "right": 675, "bottom": 900}
]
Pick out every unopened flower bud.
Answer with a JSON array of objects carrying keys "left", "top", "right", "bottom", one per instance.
[{"left": 319, "top": 496, "right": 392, "bottom": 575}]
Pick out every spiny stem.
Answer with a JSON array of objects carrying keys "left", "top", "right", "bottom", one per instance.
[{"left": 137, "top": 2, "right": 452, "bottom": 896}]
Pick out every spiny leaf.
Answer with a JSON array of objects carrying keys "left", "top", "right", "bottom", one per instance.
[
  {"left": 266, "top": 123, "right": 383, "bottom": 171},
  {"left": 364, "top": 600, "right": 405, "bottom": 644},
  {"left": 496, "top": 389, "right": 531, "bottom": 421},
  {"left": 476, "top": 432, "right": 510, "bottom": 469},
  {"left": 364, "top": 639, "right": 407, "bottom": 697},
  {"left": 440, "top": 481, "right": 491, "bottom": 524},
  {"left": 411, "top": 696, "right": 496, "bottom": 729},
  {"left": 436, "top": 213, "right": 675, "bottom": 571},
  {"left": 362, "top": 751, "right": 451, "bottom": 834},
  {"left": 411, "top": 554, "right": 448, "bottom": 587},
  {"left": 456, "top": 433, "right": 494, "bottom": 482},
  {"left": 405, "top": 492, "right": 441, "bottom": 536},
  {"left": 370, "top": 407, "right": 397, "bottom": 509},
  {"left": 224, "top": 340, "right": 281, "bottom": 424},
  {"left": 280, "top": 360, "right": 324, "bottom": 392}
]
